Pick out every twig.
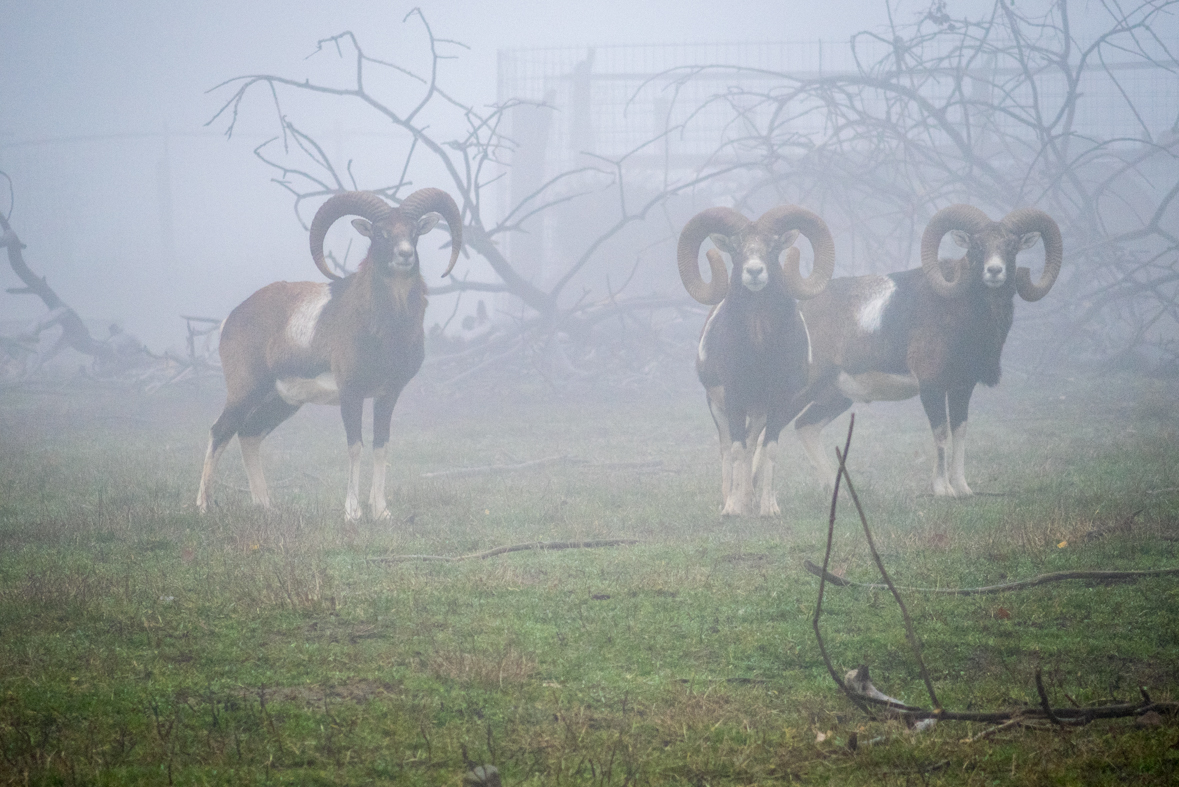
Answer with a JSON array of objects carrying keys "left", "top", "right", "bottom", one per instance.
[
  {"left": 836, "top": 442, "right": 942, "bottom": 711},
  {"left": 812, "top": 417, "right": 1179, "bottom": 728},
  {"left": 803, "top": 560, "right": 1179, "bottom": 595},
  {"left": 964, "top": 718, "right": 1036, "bottom": 741},
  {"left": 420, "top": 456, "right": 663, "bottom": 479},
  {"left": 229, "top": 476, "right": 304, "bottom": 493},
  {"left": 812, "top": 415, "right": 874, "bottom": 715},
  {"left": 440, "top": 337, "right": 525, "bottom": 388},
  {"left": 420, "top": 455, "right": 570, "bottom": 479},
  {"left": 369, "top": 539, "right": 640, "bottom": 563}
]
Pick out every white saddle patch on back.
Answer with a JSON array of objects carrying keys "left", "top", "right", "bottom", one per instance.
[
  {"left": 276, "top": 372, "right": 339, "bottom": 406},
  {"left": 856, "top": 277, "right": 895, "bottom": 333},
  {"left": 837, "top": 370, "right": 920, "bottom": 403},
  {"left": 286, "top": 288, "right": 331, "bottom": 348},
  {"left": 698, "top": 305, "right": 723, "bottom": 363},
  {"left": 798, "top": 311, "right": 813, "bottom": 365}
]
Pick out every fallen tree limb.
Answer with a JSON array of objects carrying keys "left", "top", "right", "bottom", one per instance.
[
  {"left": 843, "top": 664, "right": 1179, "bottom": 725},
  {"left": 420, "top": 455, "right": 572, "bottom": 479},
  {"left": 811, "top": 418, "right": 1179, "bottom": 732},
  {"left": 803, "top": 560, "right": 1179, "bottom": 595},
  {"left": 1, "top": 213, "right": 120, "bottom": 368},
  {"left": 369, "top": 539, "right": 640, "bottom": 563}
]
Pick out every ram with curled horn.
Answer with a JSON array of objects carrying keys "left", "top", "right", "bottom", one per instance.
[
  {"left": 791, "top": 204, "right": 1062, "bottom": 496},
  {"left": 196, "top": 188, "right": 463, "bottom": 520},
  {"left": 679, "top": 204, "right": 836, "bottom": 516}
]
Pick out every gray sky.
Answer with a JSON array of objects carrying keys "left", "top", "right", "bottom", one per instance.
[{"left": 0, "top": 0, "right": 1088, "bottom": 346}]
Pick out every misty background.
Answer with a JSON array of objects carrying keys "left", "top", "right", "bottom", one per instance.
[
  {"left": 0, "top": 0, "right": 878, "bottom": 342},
  {"left": 2, "top": 0, "right": 1176, "bottom": 374}
]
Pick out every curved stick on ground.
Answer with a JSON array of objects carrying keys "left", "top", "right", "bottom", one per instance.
[
  {"left": 368, "top": 539, "right": 641, "bottom": 563},
  {"left": 803, "top": 561, "right": 1179, "bottom": 595},
  {"left": 812, "top": 423, "right": 1179, "bottom": 730}
]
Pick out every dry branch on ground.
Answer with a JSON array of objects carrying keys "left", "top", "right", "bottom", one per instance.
[{"left": 811, "top": 415, "right": 1179, "bottom": 735}]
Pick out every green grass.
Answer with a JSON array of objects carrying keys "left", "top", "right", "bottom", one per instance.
[{"left": 1, "top": 370, "right": 1178, "bottom": 785}]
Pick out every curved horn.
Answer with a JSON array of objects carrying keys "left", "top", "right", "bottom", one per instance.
[
  {"left": 921, "top": 204, "right": 992, "bottom": 298},
  {"left": 755, "top": 205, "right": 836, "bottom": 300},
  {"left": 676, "top": 207, "right": 750, "bottom": 305},
  {"left": 398, "top": 188, "right": 464, "bottom": 277},
  {"left": 309, "top": 191, "right": 395, "bottom": 281},
  {"left": 1002, "top": 208, "right": 1062, "bottom": 302}
]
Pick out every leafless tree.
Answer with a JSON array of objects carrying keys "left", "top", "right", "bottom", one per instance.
[
  {"left": 207, "top": 9, "right": 745, "bottom": 389},
  {"left": 656, "top": 0, "right": 1178, "bottom": 369},
  {"left": 207, "top": 2, "right": 1177, "bottom": 387},
  {"left": 0, "top": 172, "right": 152, "bottom": 382}
]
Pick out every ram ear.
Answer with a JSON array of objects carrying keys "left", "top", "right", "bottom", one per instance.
[
  {"left": 1019, "top": 231, "right": 1041, "bottom": 250},
  {"left": 950, "top": 229, "right": 970, "bottom": 249},
  {"left": 708, "top": 233, "right": 736, "bottom": 255},
  {"left": 416, "top": 211, "right": 442, "bottom": 234},
  {"left": 351, "top": 218, "right": 373, "bottom": 237},
  {"left": 778, "top": 228, "right": 800, "bottom": 249}
]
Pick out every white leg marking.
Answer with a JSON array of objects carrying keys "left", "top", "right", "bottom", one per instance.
[
  {"left": 722, "top": 442, "right": 753, "bottom": 517},
  {"left": 345, "top": 442, "right": 363, "bottom": 521},
  {"left": 369, "top": 444, "right": 391, "bottom": 520},
  {"left": 797, "top": 422, "right": 839, "bottom": 489},
  {"left": 748, "top": 414, "right": 767, "bottom": 478},
  {"left": 239, "top": 435, "right": 271, "bottom": 507},
  {"left": 756, "top": 439, "right": 780, "bottom": 517},
  {"left": 931, "top": 422, "right": 954, "bottom": 497},
  {"left": 707, "top": 387, "right": 732, "bottom": 504},
  {"left": 720, "top": 443, "right": 733, "bottom": 506},
  {"left": 950, "top": 420, "right": 973, "bottom": 497},
  {"left": 196, "top": 436, "right": 227, "bottom": 512}
]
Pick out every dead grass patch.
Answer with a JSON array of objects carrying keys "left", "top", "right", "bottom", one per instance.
[{"left": 423, "top": 644, "right": 537, "bottom": 688}]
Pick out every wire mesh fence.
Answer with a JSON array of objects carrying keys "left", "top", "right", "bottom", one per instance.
[{"left": 498, "top": 38, "right": 1178, "bottom": 172}]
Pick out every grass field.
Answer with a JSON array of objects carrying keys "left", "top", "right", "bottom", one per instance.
[{"left": 1, "top": 365, "right": 1178, "bottom": 785}]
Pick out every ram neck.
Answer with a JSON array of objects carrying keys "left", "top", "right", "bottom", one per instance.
[
  {"left": 734, "top": 292, "right": 797, "bottom": 350},
  {"left": 331, "top": 265, "right": 427, "bottom": 340},
  {"left": 956, "top": 289, "right": 1014, "bottom": 386}
]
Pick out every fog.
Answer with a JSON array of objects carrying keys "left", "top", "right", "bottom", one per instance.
[
  {"left": 0, "top": 0, "right": 890, "bottom": 347},
  {"left": 2, "top": 1, "right": 1174, "bottom": 370}
]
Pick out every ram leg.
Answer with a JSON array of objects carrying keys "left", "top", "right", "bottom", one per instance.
[
  {"left": 236, "top": 394, "right": 301, "bottom": 508},
  {"left": 197, "top": 388, "right": 269, "bottom": 512},
  {"left": 947, "top": 384, "right": 975, "bottom": 497},
  {"left": 920, "top": 386, "right": 955, "bottom": 497},
  {"left": 721, "top": 402, "right": 756, "bottom": 516},
  {"left": 794, "top": 390, "right": 852, "bottom": 489},
  {"left": 705, "top": 386, "right": 733, "bottom": 506},
  {"left": 722, "top": 442, "right": 754, "bottom": 516},
  {"left": 754, "top": 438, "right": 780, "bottom": 516},
  {"left": 340, "top": 391, "right": 365, "bottom": 521},
  {"left": 238, "top": 437, "right": 270, "bottom": 507},
  {"left": 196, "top": 438, "right": 228, "bottom": 513},
  {"left": 369, "top": 391, "right": 401, "bottom": 521},
  {"left": 747, "top": 412, "right": 767, "bottom": 487}
]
